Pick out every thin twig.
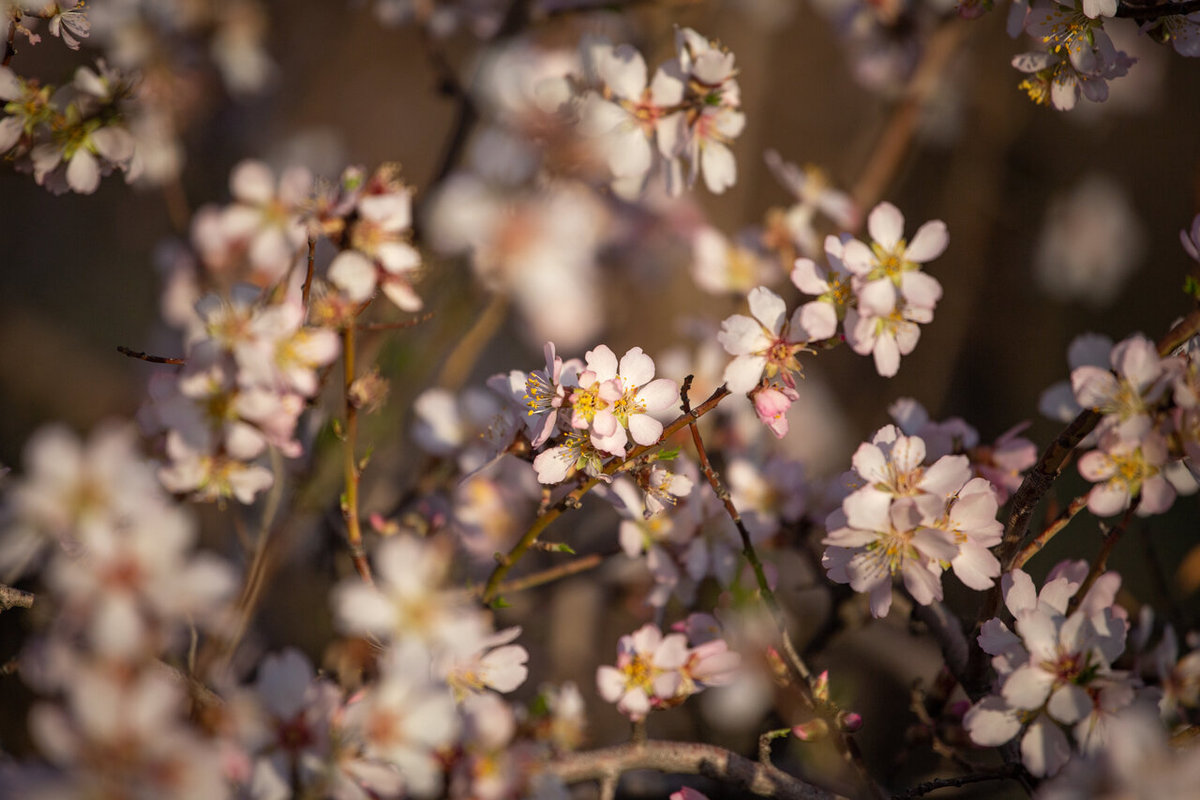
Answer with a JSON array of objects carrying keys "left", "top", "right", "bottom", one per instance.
[
  {"left": 1066, "top": 503, "right": 1137, "bottom": 616},
  {"left": 546, "top": 741, "right": 833, "bottom": 800},
  {"left": 680, "top": 377, "right": 884, "bottom": 800},
  {"left": 1014, "top": 494, "right": 1089, "bottom": 569},
  {"left": 302, "top": 237, "right": 316, "bottom": 308},
  {"left": 1115, "top": 0, "right": 1200, "bottom": 19},
  {"left": 851, "top": 20, "right": 971, "bottom": 214},
  {"left": 211, "top": 448, "right": 287, "bottom": 675},
  {"left": 480, "top": 384, "right": 730, "bottom": 604},
  {"left": 341, "top": 323, "right": 374, "bottom": 585},
  {"left": 357, "top": 312, "right": 436, "bottom": 332},
  {"left": 490, "top": 552, "right": 604, "bottom": 595},
  {"left": 116, "top": 346, "right": 185, "bottom": 366},
  {"left": 436, "top": 294, "right": 508, "bottom": 391},
  {"left": 759, "top": 728, "right": 792, "bottom": 765},
  {"left": 891, "top": 764, "right": 1024, "bottom": 799},
  {"left": 0, "top": 583, "right": 33, "bottom": 612},
  {"left": 679, "top": 378, "right": 812, "bottom": 687}
]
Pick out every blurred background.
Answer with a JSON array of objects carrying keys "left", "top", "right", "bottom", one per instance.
[{"left": 2, "top": 0, "right": 1200, "bottom": 795}]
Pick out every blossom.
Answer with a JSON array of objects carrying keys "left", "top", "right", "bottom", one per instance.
[
  {"left": 578, "top": 40, "right": 686, "bottom": 199},
  {"left": 567, "top": 344, "right": 678, "bottom": 457},
  {"left": 717, "top": 286, "right": 833, "bottom": 395},
  {"left": 1013, "top": 4, "right": 1134, "bottom": 111},
  {"left": 219, "top": 159, "right": 312, "bottom": 282},
  {"left": 45, "top": 2, "right": 91, "bottom": 49},
  {"left": 332, "top": 535, "right": 490, "bottom": 658},
  {"left": 791, "top": 234, "right": 856, "bottom": 332},
  {"left": 765, "top": 150, "right": 857, "bottom": 258},
  {"left": 443, "top": 626, "right": 530, "bottom": 698},
  {"left": 1070, "top": 333, "right": 1177, "bottom": 442},
  {"left": 964, "top": 565, "right": 1136, "bottom": 777},
  {"left": 753, "top": 385, "right": 798, "bottom": 439},
  {"left": 596, "top": 624, "right": 690, "bottom": 720},
  {"left": 1077, "top": 430, "right": 1175, "bottom": 516},
  {"left": 822, "top": 493, "right": 958, "bottom": 617},
  {"left": 841, "top": 201, "right": 946, "bottom": 316},
  {"left": 342, "top": 642, "right": 460, "bottom": 798},
  {"left": 328, "top": 171, "right": 423, "bottom": 311},
  {"left": 31, "top": 120, "right": 135, "bottom": 194}
]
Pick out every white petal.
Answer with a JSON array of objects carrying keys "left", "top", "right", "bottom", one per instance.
[
  {"left": 867, "top": 202, "right": 904, "bottom": 250},
  {"left": 905, "top": 220, "right": 949, "bottom": 262},
  {"left": 747, "top": 286, "right": 786, "bottom": 334},
  {"left": 328, "top": 251, "right": 378, "bottom": 302}
]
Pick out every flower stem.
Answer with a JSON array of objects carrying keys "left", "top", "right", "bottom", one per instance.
[
  {"left": 480, "top": 383, "right": 730, "bottom": 605},
  {"left": 341, "top": 322, "right": 373, "bottom": 585}
]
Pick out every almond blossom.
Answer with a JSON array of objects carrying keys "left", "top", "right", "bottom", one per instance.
[
  {"left": 717, "top": 286, "right": 834, "bottom": 395},
  {"left": 841, "top": 201, "right": 946, "bottom": 317},
  {"left": 578, "top": 39, "right": 686, "bottom": 200},
  {"left": 567, "top": 344, "right": 678, "bottom": 457},
  {"left": 219, "top": 159, "right": 313, "bottom": 282},
  {"left": 964, "top": 564, "right": 1138, "bottom": 777},
  {"left": 327, "top": 168, "right": 423, "bottom": 311},
  {"left": 597, "top": 623, "right": 689, "bottom": 721},
  {"left": 821, "top": 424, "right": 1003, "bottom": 617}
]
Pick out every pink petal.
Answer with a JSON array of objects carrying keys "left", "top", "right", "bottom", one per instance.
[
  {"left": 905, "top": 220, "right": 949, "bottom": 262},
  {"left": 867, "top": 202, "right": 904, "bottom": 250}
]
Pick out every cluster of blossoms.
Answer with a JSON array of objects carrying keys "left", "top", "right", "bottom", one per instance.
[
  {"left": 963, "top": 563, "right": 1152, "bottom": 777},
  {"left": 821, "top": 423, "right": 1010, "bottom": 618},
  {"left": 142, "top": 160, "right": 438, "bottom": 504},
  {"left": 1041, "top": 325, "right": 1200, "bottom": 518},
  {"left": 0, "top": 58, "right": 137, "bottom": 194},
  {"left": 1010, "top": 0, "right": 1135, "bottom": 111},
  {"left": 887, "top": 397, "right": 1038, "bottom": 503},
  {"left": 596, "top": 618, "right": 739, "bottom": 721},
  {"left": 717, "top": 201, "right": 948, "bottom": 438},
  {"left": 0, "top": 424, "right": 238, "bottom": 797},
  {"left": 0, "top": 426, "right": 586, "bottom": 798},
  {"left": 514, "top": 343, "right": 680, "bottom": 484},
  {"left": 1, "top": 0, "right": 275, "bottom": 193},
  {"left": 574, "top": 27, "right": 745, "bottom": 198}
]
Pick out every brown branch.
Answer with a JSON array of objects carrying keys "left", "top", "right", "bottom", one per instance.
[
  {"left": 491, "top": 552, "right": 604, "bottom": 595},
  {"left": 1066, "top": 503, "right": 1137, "bottom": 616},
  {"left": 116, "top": 346, "right": 185, "bottom": 366},
  {"left": 1014, "top": 494, "right": 1089, "bottom": 569},
  {"left": 891, "top": 764, "right": 1025, "bottom": 800},
  {"left": 357, "top": 312, "right": 435, "bottom": 332},
  {"left": 851, "top": 20, "right": 971, "bottom": 214},
  {"left": 545, "top": 741, "right": 833, "bottom": 800},
  {"left": 1115, "top": 0, "right": 1200, "bottom": 19},
  {"left": 341, "top": 323, "right": 373, "bottom": 585},
  {"left": 680, "top": 378, "right": 885, "bottom": 800},
  {"left": 0, "top": 583, "right": 33, "bottom": 612},
  {"left": 302, "top": 237, "right": 316, "bottom": 308},
  {"left": 480, "top": 383, "right": 730, "bottom": 604}
]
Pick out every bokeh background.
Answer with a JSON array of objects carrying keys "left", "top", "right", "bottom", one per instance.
[{"left": 3, "top": 0, "right": 1200, "bottom": 795}]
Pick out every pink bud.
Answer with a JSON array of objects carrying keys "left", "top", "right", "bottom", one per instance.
[
  {"left": 839, "top": 711, "right": 863, "bottom": 733},
  {"left": 753, "top": 387, "right": 794, "bottom": 439},
  {"left": 791, "top": 718, "right": 829, "bottom": 741},
  {"left": 812, "top": 670, "right": 830, "bottom": 703}
]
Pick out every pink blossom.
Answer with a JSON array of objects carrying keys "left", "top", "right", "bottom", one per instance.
[
  {"left": 717, "top": 286, "right": 833, "bottom": 395},
  {"left": 596, "top": 624, "right": 690, "bottom": 721}
]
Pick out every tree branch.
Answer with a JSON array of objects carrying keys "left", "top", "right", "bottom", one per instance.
[
  {"left": 0, "top": 583, "right": 33, "bottom": 612},
  {"left": 1115, "top": 0, "right": 1200, "bottom": 19},
  {"left": 480, "top": 384, "right": 730, "bottom": 604},
  {"left": 545, "top": 741, "right": 834, "bottom": 800}
]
